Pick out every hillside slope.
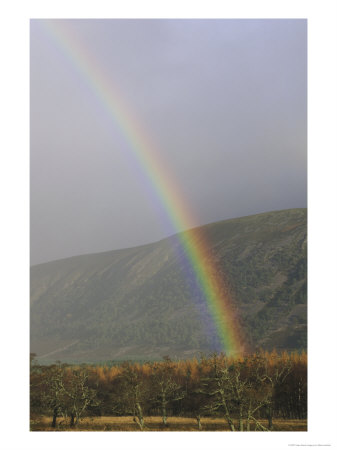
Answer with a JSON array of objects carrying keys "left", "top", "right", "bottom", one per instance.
[{"left": 31, "top": 209, "right": 307, "bottom": 362}]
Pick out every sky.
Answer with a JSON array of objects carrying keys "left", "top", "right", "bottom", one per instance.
[{"left": 30, "top": 19, "right": 307, "bottom": 265}]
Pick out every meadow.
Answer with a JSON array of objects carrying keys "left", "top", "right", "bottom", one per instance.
[{"left": 31, "top": 415, "right": 307, "bottom": 432}]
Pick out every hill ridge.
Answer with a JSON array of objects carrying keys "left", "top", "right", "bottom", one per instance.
[{"left": 31, "top": 208, "right": 307, "bottom": 362}]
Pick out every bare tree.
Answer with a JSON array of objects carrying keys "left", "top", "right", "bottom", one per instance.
[
  {"left": 150, "top": 357, "right": 184, "bottom": 427},
  {"left": 62, "top": 368, "right": 99, "bottom": 427},
  {"left": 40, "top": 364, "right": 67, "bottom": 428},
  {"left": 117, "top": 363, "right": 149, "bottom": 430},
  {"left": 202, "top": 354, "right": 237, "bottom": 431},
  {"left": 182, "top": 362, "right": 209, "bottom": 430},
  {"left": 202, "top": 355, "right": 273, "bottom": 431},
  {"left": 255, "top": 353, "right": 292, "bottom": 430}
]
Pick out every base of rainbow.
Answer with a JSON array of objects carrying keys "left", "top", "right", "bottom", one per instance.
[{"left": 36, "top": 19, "right": 245, "bottom": 355}]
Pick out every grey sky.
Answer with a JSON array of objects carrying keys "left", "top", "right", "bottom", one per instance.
[{"left": 30, "top": 19, "right": 307, "bottom": 266}]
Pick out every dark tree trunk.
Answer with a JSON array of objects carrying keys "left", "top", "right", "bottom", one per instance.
[
  {"left": 51, "top": 407, "right": 58, "bottom": 428},
  {"left": 70, "top": 413, "right": 75, "bottom": 427},
  {"left": 267, "top": 405, "right": 273, "bottom": 430}
]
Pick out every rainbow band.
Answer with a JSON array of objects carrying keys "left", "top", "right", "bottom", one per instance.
[{"left": 36, "top": 20, "right": 243, "bottom": 355}]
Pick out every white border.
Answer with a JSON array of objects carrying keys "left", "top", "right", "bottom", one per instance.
[{"left": 1, "top": 1, "right": 336, "bottom": 449}]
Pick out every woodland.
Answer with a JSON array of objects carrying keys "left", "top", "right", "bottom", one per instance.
[{"left": 30, "top": 351, "right": 307, "bottom": 431}]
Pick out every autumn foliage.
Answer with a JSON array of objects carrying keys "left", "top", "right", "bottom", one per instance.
[{"left": 30, "top": 351, "right": 307, "bottom": 431}]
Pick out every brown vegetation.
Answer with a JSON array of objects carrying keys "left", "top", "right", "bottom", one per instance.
[
  {"left": 30, "top": 351, "right": 307, "bottom": 432},
  {"left": 30, "top": 415, "right": 307, "bottom": 431}
]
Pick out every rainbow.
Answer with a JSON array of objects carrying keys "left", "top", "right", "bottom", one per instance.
[{"left": 35, "top": 20, "right": 244, "bottom": 355}]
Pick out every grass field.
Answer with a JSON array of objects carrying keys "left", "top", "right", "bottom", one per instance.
[{"left": 30, "top": 416, "right": 307, "bottom": 432}]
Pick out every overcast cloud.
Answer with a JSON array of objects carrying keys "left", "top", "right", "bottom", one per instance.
[{"left": 30, "top": 19, "right": 307, "bottom": 265}]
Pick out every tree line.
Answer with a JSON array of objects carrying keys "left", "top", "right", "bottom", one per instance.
[{"left": 30, "top": 351, "right": 307, "bottom": 431}]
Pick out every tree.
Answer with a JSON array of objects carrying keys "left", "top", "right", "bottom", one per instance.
[
  {"left": 62, "top": 368, "right": 99, "bottom": 427},
  {"left": 181, "top": 360, "right": 209, "bottom": 430},
  {"left": 40, "top": 364, "right": 67, "bottom": 428},
  {"left": 257, "top": 352, "right": 292, "bottom": 430},
  {"left": 116, "top": 363, "right": 149, "bottom": 430},
  {"left": 201, "top": 354, "right": 271, "bottom": 431},
  {"left": 201, "top": 354, "right": 237, "bottom": 431},
  {"left": 150, "top": 357, "right": 184, "bottom": 427}
]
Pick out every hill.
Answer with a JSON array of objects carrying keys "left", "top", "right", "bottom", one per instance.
[{"left": 31, "top": 208, "right": 307, "bottom": 362}]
